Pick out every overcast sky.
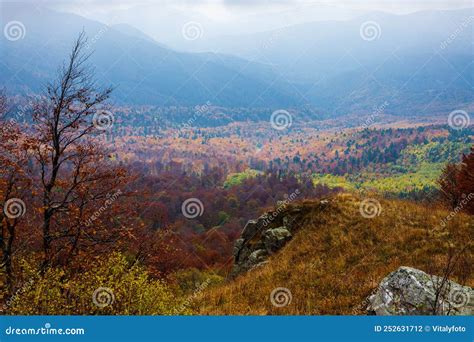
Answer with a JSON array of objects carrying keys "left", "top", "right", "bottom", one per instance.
[
  {"left": 8, "top": 0, "right": 473, "bottom": 47},
  {"left": 46, "top": 0, "right": 474, "bottom": 15}
]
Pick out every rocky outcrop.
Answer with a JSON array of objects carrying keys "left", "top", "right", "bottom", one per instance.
[
  {"left": 231, "top": 199, "right": 330, "bottom": 277},
  {"left": 367, "top": 266, "right": 473, "bottom": 315},
  {"left": 264, "top": 227, "right": 292, "bottom": 252}
]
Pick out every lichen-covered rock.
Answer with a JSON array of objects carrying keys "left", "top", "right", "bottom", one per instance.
[
  {"left": 248, "top": 249, "right": 268, "bottom": 264},
  {"left": 233, "top": 239, "right": 245, "bottom": 257},
  {"left": 241, "top": 220, "right": 261, "bottom": 240},
  {"left": 264, "top": 227, "right": 292, "bottom": 253},
  {"left": 231, "top": 199, "right": 330, "bottom": 278},
  {"left": 367, "top": 266, "right": 473, "bottom": 315},
  {"left": 231, "top": 212, "right": 291, "bottom": 277},
  {"left": 231, "top": 248, "right": 268, "bottom": 276}
]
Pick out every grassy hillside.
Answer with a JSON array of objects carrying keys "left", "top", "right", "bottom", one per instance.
[{"left": 195, "top": 194, "right": 473, "bottom": 315}]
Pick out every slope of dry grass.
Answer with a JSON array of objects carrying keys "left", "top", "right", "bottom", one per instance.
[{"left": 195, "top": 194, "right": 473, "bottom": 315}]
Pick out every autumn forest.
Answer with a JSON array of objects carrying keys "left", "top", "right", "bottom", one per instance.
[{"left": 1, "top": 2, "right": 473, "bottom": 317}]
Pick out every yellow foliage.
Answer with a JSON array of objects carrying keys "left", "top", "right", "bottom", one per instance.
[{"left": 6, "top": 253, "right": 191, "bottom": 315}]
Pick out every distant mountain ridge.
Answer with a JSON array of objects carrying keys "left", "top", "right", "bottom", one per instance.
[
  {"left": 111, "top": 23, "right": 161, "bottom": 45},
  {"left": 189, "top": 8, "right": 474, "bottom": 116},
  {"left": 0, "top": 3, "right": 299, "bottom": 108},
  {"left": 1, "top": 3, "right": 473, "bottom": 118}
]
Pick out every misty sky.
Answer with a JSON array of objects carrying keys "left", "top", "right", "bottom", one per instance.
[
  {"left": 7, "top": 0, "right": 474, "bottom": 48},
  {"left": 45, "top": 0, "right": 474, "bottom": 17}
]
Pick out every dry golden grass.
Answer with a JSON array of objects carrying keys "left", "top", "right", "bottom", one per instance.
[{"left": 195, "top": 194, "right": 473, "bottom": 315}]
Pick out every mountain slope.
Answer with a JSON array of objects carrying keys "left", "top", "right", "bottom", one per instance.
[
  {"left": 0, "top": 3, "right": 299, "bottom": 107},
  {"left": 111, "top": 23, "right": 160, "bottom": 44},
  {"left": 196, "top": 194, "right": 473, "bottom": 314}
]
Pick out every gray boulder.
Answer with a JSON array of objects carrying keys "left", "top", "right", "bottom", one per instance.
[
  {"left": 233, "top": 239, "right": 245, "bottom": 257},
  {"left": 241, "top": 215, "right": 270, "bottom": 240},
  {"left": 248, "top": 249, "right": 268, "bottom": 264},
  {"left": 241, "top": 220, "right": 260, "bottom": 240},
  {"left": 230, "top": 200, "right": 328, "bottom": 278},
  {"left": 264, "top": 227, "right": 292, "bottom": 253},
  {"left": 231, "top": 249, "right": 269, "bottom": 276},
  {"left": 231, "top": 212, "right": 292, "bottom": 277},
  {"left": 367, "top": 266, "right": 473, "bottom": 315}
]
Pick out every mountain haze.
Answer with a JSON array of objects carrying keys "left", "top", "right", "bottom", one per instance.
[
  {"left": 191, "top": 9, "right": 474, "bottom": 115},
  {"left": 1, "top": 4, "right": 473, "bottom": 117},
  {"left": 0, "top": 3, "right": 298, "bottom": 107}
]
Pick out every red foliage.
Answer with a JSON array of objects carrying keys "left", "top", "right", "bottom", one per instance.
[{"left": 439, "top": 147, "right": 474, "bottom": 214}]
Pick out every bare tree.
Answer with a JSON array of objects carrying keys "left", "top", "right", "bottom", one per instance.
[
  {"left": 430, "top": 244, "right": 471, "bottom": 315},
  {"left": 33, "top": 32, "right": 128, "bottom": 270}
]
